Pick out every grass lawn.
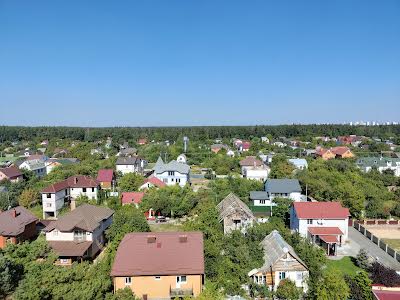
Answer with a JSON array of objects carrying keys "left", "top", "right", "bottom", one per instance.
[
  {"left": 150, "top": 223, "right": 183, "bottom": 232},
  {"left": 383, "top": 239, "right": 400, "bottom": 252},
  {"left": 326, "top": 256, "right": 361, "bottom": 276},
  {"left": 29, "top": 204, "right": 43, "bottom": 219}
]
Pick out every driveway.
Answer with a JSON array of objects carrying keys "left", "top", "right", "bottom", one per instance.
[{"left": 348, "top": 226, "right": 400, "bottom": 270}]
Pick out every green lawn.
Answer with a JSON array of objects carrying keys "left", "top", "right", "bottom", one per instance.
[
  {"left": 326, "top": 256, "right": 361, "bottom": 276},
  {"left": 383, "top": 239, "right": 400, "bottom": 252},
  {"left": 150, "top": 223, "right": 183, "bottom": 232}
]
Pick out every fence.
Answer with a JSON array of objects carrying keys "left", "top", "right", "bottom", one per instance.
[{"left": 352, "top": 220, "right": 400, "bottom": 263}]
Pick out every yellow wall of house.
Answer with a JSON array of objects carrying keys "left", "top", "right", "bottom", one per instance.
[
  {"left": 341, "top": 151, "right": 354, "bottom": 158},
  {"left": 114, "top": 274, "right": 203, "bottom": 299}
]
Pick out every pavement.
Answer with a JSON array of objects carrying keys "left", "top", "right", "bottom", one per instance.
[{"left": 348, "top": 226, "right": 400, "bottom": 270}]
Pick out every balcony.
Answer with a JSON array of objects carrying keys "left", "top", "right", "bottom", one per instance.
[{"left": 170, "top": 287, "right": 193, "bottom": 298}]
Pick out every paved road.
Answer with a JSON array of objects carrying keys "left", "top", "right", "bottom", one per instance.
[{"left": 348, "top": 226, "right": 400, "bottom": 270}]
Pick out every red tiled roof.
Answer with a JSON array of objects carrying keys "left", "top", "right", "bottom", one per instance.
[
  {"left": 48, "top": 241, "right": 92, "bottom": 257},
  {"left": 319, "top": 235, "right": 339, "bottom": 244},
  {"left": 239, "top": 156, "right": 262, "bottom": 166},
  {"left": 242, "top": 141, "right": 251, "bottom": 149},
  {"left": 0, "top": 166, "right": 23, "bottom": 179},
  {"left": 293, "top": 202, "right": 350, "bottom": 219},
  {"left": 143, "top": 176, "right": 166, "bottom": 188},
  {"left": 121, "top": 192, "right": 145, "bottom": 205},
  {"left": 308, "top": 227, "right": 343, "bottom": 235},
  {"left": 315, "top": 148, "right": 332, "bottom": 156},
  {"left": 41, "top": 175, "right": 99, "bottom": 193},
  {"left": 331, "top": 146, "right": 351, "bottom": 156},
  {"left": 372, "top": 290, "right": 400, "bottom": 300},
  {"left": 0, "top": 206, "right": 38, "bottom": 236},
  {"left": 111, "top": 232, "right": 204, "bottom": 276},
  {"left": 97, "top": 169, "right": 114, "bottom": 183}
]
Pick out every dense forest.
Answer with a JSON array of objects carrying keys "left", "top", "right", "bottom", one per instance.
[{"left": 1, "top": 124, "right": 400, "bottom": 143}]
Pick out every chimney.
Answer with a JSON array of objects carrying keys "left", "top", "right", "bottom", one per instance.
[
  {"left": 74, "top": 177, "right": 78, "bottom": 184},
  {"left": 147, "top": 236, "right": 156, "bottom": 243},
  {"left": 156, "top": 242, "right": 162, "bottom": 248},
  {"left": 179, "top": 235, "right": 188, "bottom": 243},
  {"left": 70, "top": 199, "right": 76, "bottom": 211},
  {"left": 11, "top": 209, "right": 17, "bottom": 218}
]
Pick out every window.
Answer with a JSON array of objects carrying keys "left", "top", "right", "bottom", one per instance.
[
  {"left": 53, "top": 230, "right": 58, "bottom": 236},
  {"left": 155, "top": 276, "right": 161, "bottom": 280},
  {"left": 296, "top": 272, "right": 303, "bottom": 281},
  {"left": 46, "top": 203, "right": 52, "bottom": 208},
  {"left": 92, "top": 187, "right": 95, "bottom": 192},
  {"left": 60, "top": 258, "right": 69, "bottom": 264},
  {"left": 180, "top": 275, "right": 187, "bottom": 283},
  {"left": 279, "top": 272, "right": 286, "bottom": 280},
  {"left": 82, "top": 188, "right": 87, "bottom": 192},
  {"left": 168, "top": 171, "right": 175, "bottom": 176},
  {"left": 124, "top": 277, "right": 132, "bottom": 285},
  {"left": 74, "top": 230, "right": 85, "bottom": 240},
  {"left": 307, "top": 219, "right": 313, "bottom": 225},
  {"left": 260, "top": 199, "right": 266, "bottom": 204},
  {"left": 177, "top": 178, "right": 181, "bottom": 183},
  {"left": 163, "top": 179, "right": 168, "bottom": 183},
  {"left": 47, "top": 193, "right": 51, "bottom": 198}
]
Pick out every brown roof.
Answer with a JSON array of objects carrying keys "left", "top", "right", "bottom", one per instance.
[
  {"left": 331, "top": 146, "right": 352, "bottom": 156},
  {"left": 239, "top": 156, "right": 262, "bottom": 167},
  {"left": 111, "top": 232, "right": 204, "bottom": 277},
  {"left": 41, "top": 175, "right": 99, "bottom": 193},
  {"left": 0, "top": 206, "right": 38, "bottom": 236},
  {"left": 308, "top": 226, "right": 344, "bottom": 235},
  {"left": 44, "top": 204, "right": 114, "bottom": 232},
  {"left": 293, "top": 202, "right": 350, "bottom": 219},
  {"left": 48, "top": 241, "right": 92, "bottom": 257},
  {"left": 0, "top": 166, "right": 23, "bottom": 179}
]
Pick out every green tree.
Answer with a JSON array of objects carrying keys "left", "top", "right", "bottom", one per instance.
[
  {"left": 106, "top": 205, "right": 150, "bottom": 242},
  {"left": 18, "top": 188, "right": 39, "bottom": 208},
  {"left": 314, "top": 270, "right": 350, "bottom": 300},
  {"left": 118, "top": 173, "right": 145, "bottom": 192},
  {"left": 270, "top": 154, "right": 295, "bottom": 179},
  {"left": 346, "top": 271, "right": 373, "bottom": 300},
  {"left": 275, "top": 279, "right": 302, "bottom": 300},
  {"left": 0, "top": 254, "right": 23, "bottom": 297},
  {"left": 355, "top": 248, "right": 370, "bottom": 270}
]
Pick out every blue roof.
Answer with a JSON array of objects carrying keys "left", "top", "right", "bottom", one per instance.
[{"left": 265, "top": 179, "right": 301, "bottom": 194}]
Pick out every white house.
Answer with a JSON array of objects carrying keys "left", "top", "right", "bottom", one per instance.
[
  {"left": 243, "top": 166, "right": 270, "bottom": 181},
  {"left": 153, "top": 157, "right": 190, "bottom": 187},
  {"left": 290, "top": 201, "right": 350, "bottom": 256},
  {"left": 116, "top": 156, "right": 146, "bottom": 175},
  {"left": 288, "top": 158, "right": 308, "bottom": 170},
  {"left": 356, "top": 157, "right": 400, "bottom": 177},
  {"left": 176, "top": 154, "right": 187, "bottom": 164},
  {"left": 18, "top": 159, "right": 47, "bottom": 177},
  {"left": 41, "top": 175, "right": 100, "bottom": 219},
  {"left": 265, "top": 179, "right": 302, "bottom": 202},
  {"left": 248, "top": 230, "right": 309, "bottom": 292},
  {"left": 44, "top": 204, "right": 114, "bottom": 265}
]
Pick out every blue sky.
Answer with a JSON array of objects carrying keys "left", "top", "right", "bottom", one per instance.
[{"left": 0, "top": 0, "right": 399, "bottom": 126}]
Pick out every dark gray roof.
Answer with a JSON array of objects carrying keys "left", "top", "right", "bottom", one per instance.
[
  {"left": 45, "top": 204, "right": 114, "bottom": 232},
  {"left": 153, "top": 157, "right": 190, "bottom": 174},
  {"left": 116, "top": 156, "right": 142, "bottom": 165},
  {"left": 265, "top": 179, "right": 301, "bottom": 194},
  {"left": 356, "top": 157, "right": 400, "bottom": 169},
  {"left": 0, "top": 206, "right": 38, "bottom": 236},
  {"left": 250, "top": 191, "right": 269, "bottom": 200}
]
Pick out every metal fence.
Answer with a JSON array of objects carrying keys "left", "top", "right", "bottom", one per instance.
[{"left": 352, "top": 220, "right": 399, "bottom": 261}]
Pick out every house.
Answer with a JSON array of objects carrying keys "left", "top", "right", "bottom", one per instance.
[
  {"left": 97, "top": 169, "right": 115, "bottom": 189},
  {"left": 288, "top": 158, "right": 308, "bottom": 170},
  {"left": 139, "top": 176, "right": 166, "bottom": 190},
  {"left": 331, "top": 146, "right": 355, "bottom": 159},
  {"left": 249, "top": 191, "right": 275, "bottom": 222},
  {"left": 111, "top": 232, "right": 204, "bottom": 299},
  {"left": 290, "top": 202, "right": 350, "bottom": 256},
  {"left": 265, "top": 179, "right": 302, "bottom": 202},
  {"left": 116, "top": 156, "right": 146, "bottom": 175},
  {"left": 138, "top": 138, "right": 148, "bottom": 145},
  {"left": 356, "top": 157, "right": 400, "bottom": 177},
  {"left": 239, "top": 156, "right": 269, "bottom": 180},
  {"left": 0, "top": 206, "right": 38, "bottom": 249},
  {"left": 217, "top": 193, "right": 256, "bottom": 234},
  {"left": 273, "top": 141, "right": 286, "bottom": 148},
  {"left": 241, "top": 141, "right": 251, "bottom": 152},
  {"left": 121, "top": 192, "right": 145, "bottom": 207},
  {"left": 210, "top": 143, "right": 229, "bottom": 154},
  {"left": 41, "top": 175, "right": 100, "bottom": 219},
  {"left": 315, "top": 148, "right": 336, "bottom": 160},
  {"left": 261, "top": 136, "right": 270, "bottom": 143},
  {"left": 337, "top": 135, "right": 362, "bottom": 147},
  {"left": 0, "top": 166, "right": 23, "bottom": 182},
  {"left": 239, "top": 156, "right": 263, "bottom": 172},
  {"left": 52, "top": 148, "right": 69, "bottom": 158},
  {"left": 40, "top": 140, "right": 49, "bottom": 146},
  {"left": 248, "top": 230, "right": 308, "bottom": 292},
  {"left": 117, "top": 148, "right": 138, "bottom": 157},
  {"left": 44, "top": 204, "right": 114, "bottom": 265},
  {"left": 372, "top": 286, "right": 400, "bottom": 300},
  {"left": 153, "top": 157, "right": 190, "bottom": 187},
  {"left": 177, "top": 154, "right": 187, "bottom": 164},
  {"left": 45, "top": 158, "right": 79, "bottom": 173},
  {"left": 18, "top": 159, "right": 47, "bottom": 177}
]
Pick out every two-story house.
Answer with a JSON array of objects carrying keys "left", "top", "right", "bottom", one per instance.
[
  {"left": 290, "top": 201, "right": 350, "bottom": 256},
  {"left": 265, "top": 179, "right": 302, "bottom": 202},
  {"left": 111, "top": 232, "right": 204, "bottom": 299},
  {"left": 153, "top": 157, "right": 190, "bottom": 187},
  {"left": 44, "top": 204, "right": 114, "bottom": 265},
  {"left": 288, "top": 158, "right": 308, "bottom": 170},
  {"left": 97, "top": 169, "right": 115, "bottom": 189},
  {"left": 18, "top": 159, "right": 47, "bottom": 177},
  {"left": 0, "top": 206, "right": 38, "bottom": 249},
  {"left": 248, "top": 230, "right": 309, "bottom": 292},
  {"left": 217, "top": 193, "right": 255, "bottom": 234},
  {"left": 240, "top": 156, "right": 269, "bottom": 181},
  {"left": 116, "top": 156, "right": 146, "bottom": 175},
  {"left": 41, "top": 175, "right": 100, "bottom": 219},
  {"left": 356, "top": 157, "right": 400, "bottom": 177}
]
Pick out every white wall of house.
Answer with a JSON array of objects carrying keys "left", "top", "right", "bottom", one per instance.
[
  {"left": 290, "top": 207, "right": 349, "bottom": 241},
  {"left": 253, "top": 199, "right": 276, "bottom": 206},
  {"left": 154, "top": 171, "right": 189, "bottom": 187},
  {"left": 273, "top": 270, "right": 309, "bottom": 291},
  {"left": 269, "top": 192, "right": 302, "bottom": 202},
  {"left": 70, "top": 187, "right": 98, "bottom": 200},
  {"left": 116, "top": 164, "right": 142, "bottom": 174},
  {"left": 244, "top": 168, "right": 269, "bottom": 181},
  {"left": 365, "top": 165, "right": 400, "bottom": 177},
  {"left": 41, "top": 189, "right": 69, "bottom": 218}
]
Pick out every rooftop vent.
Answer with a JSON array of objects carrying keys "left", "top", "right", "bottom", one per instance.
[
  {"left": 147, "top": 236, "right": 156, "bottom": 243},
  {"left": 179, "top": 235, "right": 188, "bottom": 243},
  {"left": 156, "top": 242, "right": 162, "bottom": 248}
]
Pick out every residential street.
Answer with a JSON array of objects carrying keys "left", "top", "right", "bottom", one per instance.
[{"left": 348, "top": 226, "right": 400, "bottom": 270}]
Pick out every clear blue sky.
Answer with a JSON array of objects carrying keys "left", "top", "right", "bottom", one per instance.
[{"left": 1, "top": 0, "right": 399, "bottom": 126}]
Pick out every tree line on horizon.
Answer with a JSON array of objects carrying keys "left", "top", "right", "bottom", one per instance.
[{"left": 1, "top": 124, "right": 399, "bottom": 143}]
